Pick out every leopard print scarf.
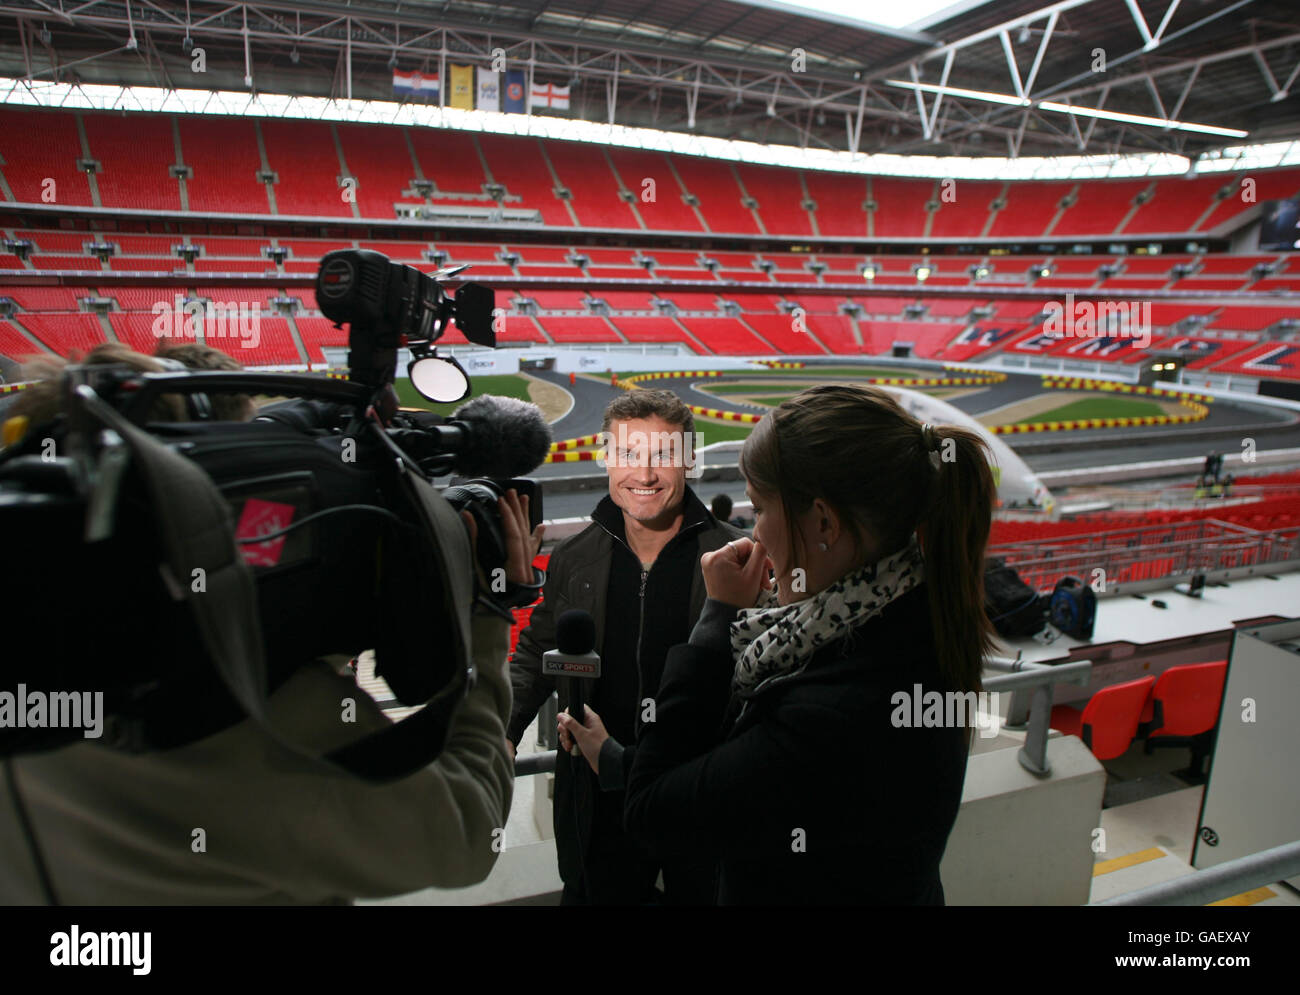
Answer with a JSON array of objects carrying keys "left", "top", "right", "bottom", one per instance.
[{"left": 730, "top": 536, "right": 925, "bottom": 693}]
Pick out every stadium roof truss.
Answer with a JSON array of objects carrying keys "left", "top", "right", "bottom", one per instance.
[{"left": 0, "top": 0, "right": 1297, "bottom": 160}]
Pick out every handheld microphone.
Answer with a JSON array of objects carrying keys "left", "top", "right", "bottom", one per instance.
[{"left": 542, "top": 609, "right": 601, "bottom": 759}]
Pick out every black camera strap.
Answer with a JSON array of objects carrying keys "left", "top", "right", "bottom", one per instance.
[{"left": 74, "top": 387, "right": 476, "bottom": 783}]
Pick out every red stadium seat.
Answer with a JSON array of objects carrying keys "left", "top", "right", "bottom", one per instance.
[{"left": 1050, "top": 676, "right": 1156, "bottom": 761}]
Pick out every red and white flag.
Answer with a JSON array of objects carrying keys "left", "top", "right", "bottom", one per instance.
[{"left": 529, "top": 81, "right": 571, "bottom": 111}]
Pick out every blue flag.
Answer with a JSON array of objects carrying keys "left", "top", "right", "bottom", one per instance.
[{"left": 504, "top": 70, "right": 526, "bottom": 113}]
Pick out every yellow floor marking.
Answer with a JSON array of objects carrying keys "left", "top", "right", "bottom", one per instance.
[
  {"left": 1208, "top": 886, "right": 1276, "bottom": 906},
  {"left": 1093, "top": 847, "right": 1168, "bottom": 876}
]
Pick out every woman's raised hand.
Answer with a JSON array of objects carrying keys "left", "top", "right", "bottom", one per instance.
[{"left": 700, "top": 537, "right": 771, "bottom": 608}]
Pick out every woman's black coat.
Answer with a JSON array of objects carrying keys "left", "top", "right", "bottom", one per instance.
[{"left": 624, "top": 584, "right": 971, "bottom": 905}]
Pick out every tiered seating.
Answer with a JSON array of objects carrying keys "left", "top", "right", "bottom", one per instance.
[
  {"left": 1212, "top": 342, "right": 1300, "bottom": 380},
  {"left": 262, "top": 120, "right": 352, "bottom": 218},
  {"left": 988, "top": 182, "right": 1074, "bottom": 238},
  {"left": 0, "top": 108, "right": 93, "bottom": 205},
  {"left": 409, "top": 131, "right": 490, "bottom": 200},
  {"left": 605, "top": 148, "right": 702, "bottom": 231},
  {"left": 672, "top": 157, "right": 759, "bottom": 234},
  {"left": 1208, "top": 306, "right": 1297, "bottom": 331},
  {"left": 195, "top": 286, "right": 282, "bottom": 309},
  {"left": 761, "top": 308, "right": 857, "bottom": 353},
  {"left": 928, "top": 181, "right": 1000, "bottom": 239},
  {"left": 545, "top": 142, "right": 638, "bottom": 228},
  {"left": 360, "top": 240, "right": 428, "bottom": 260},
  {"left": 107, "top": 257, "right": 184, "bottom": 272},
  {"left": 478, "top": 135, "right": 571, "bottom": 227},
  {"left": 106, "top": 287, "right": 178, "bottom": 311},
  {"left": 179, "top": 118, "right": 268, "bottom": 214},
  {"left": 677, "top": 317, "right": 769, "bottom": 353},
  {"left": 0, "top": 321, "right": 46, "bottom": 362},
  {"left": 924, "top": 298, "right": 982, "bottom": 318},
  {"left": 858, "top": 320, "right": 964, "bottom": 358},
  {"left": 294, "top": 316, "right": 348, "bottom": 365},
  {"left": 496, "top": 316, "right": 547, "bottom": 343},
  {"left": 1126, "top": 176, "right": 1230, "bottom": 233},
  {"left": 526, "top": 291, "right": 589, "bottom": 310},
  {"left": 735, "top": 164, "right": 813, "bottom": 236},
  {"left": 1170, "top": 277, "right": 1250, "bottom": 292},
  {"left": 198, "top": 316, "right": 299, "bottom": 365},
  {"left": 336, "top": 123, "right": 423, "bottom": 219},
  {"left": 109, "top": 312, "right": 175, "bottom": 354},
  {"left": 657, "top": 292, "right": 717, "bottom": 311},
  {"left": 84, "top": 113, "right": 181, "bottom": 212},
  {"left": 740, "top": 314, "right": 829, "bottom": 354},
  {"left": 536, "top": 317, "right": 622, "bottom": 343},
  {"left": 609, "top": 317, "right": 693, "bottom": 343},
  {"left": 15, "top": 314, "right": 106, "bottom": 356},
  {"left": 803, "top": 172, "right": 868, "bottom": 237},
  {"left": 1155, "top": 336, "right": 1256, "bottom": 369},
  {"left": 3, "top": 287, "right": 92, "bottom": 311},
  {"left": 1197, "top": 168, "right": 1300, "bottom": 231},
  {"left": 595, "top": 292, "right": 656, "bottom": 310},
  {"left": 29, "top": 256, "right": 101, "bottom": 271},
  {"left": 1055, "top": 180, "right": 1147, "bottom": 236},
  {"left": 943, "top": 321, "right": 1027, "bottom": 362},
  {"left": 870, "top": 178, "right": 931, "bottom": 238}
]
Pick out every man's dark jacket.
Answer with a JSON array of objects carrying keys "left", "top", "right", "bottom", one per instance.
[
  {"left": 507, "top": 487, "right": 744, "bottom": 888},
  {"left": 625, "top": 583, "right": 971, "bottom": 905}
]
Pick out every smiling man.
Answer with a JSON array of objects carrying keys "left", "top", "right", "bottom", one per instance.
[{"left": 507, "top": 388, "right": 743, "bottom": 905}]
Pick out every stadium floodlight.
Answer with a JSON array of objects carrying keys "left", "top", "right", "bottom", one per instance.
[
  {"left": 861, "top": 264, "right": 876, "bottom": 281},
  {"left": 886, "top": 80, "right": 1249, "bottom": 139},
  {"left": 915, "top": 265, "right": 932, "bottom": 282}
]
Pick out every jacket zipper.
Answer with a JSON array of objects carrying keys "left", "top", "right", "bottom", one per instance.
[{"left": 635, "top": 567, "right": 648, "bottom": 733}]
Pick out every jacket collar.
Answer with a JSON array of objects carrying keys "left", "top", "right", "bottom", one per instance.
[{"left": 591, "top": 485, "right": 715, "bottom": 546}]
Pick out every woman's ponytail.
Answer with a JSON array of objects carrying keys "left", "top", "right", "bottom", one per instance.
[{"left": 920, "top": 427, "right": 997, "bottom": 696}]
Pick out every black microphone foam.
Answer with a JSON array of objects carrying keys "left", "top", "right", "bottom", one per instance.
[
  {"left": 450, "top": 394, "right": 552, "bottom": 478},
  {"left": 556, "top": 609, "right": 597, "bottom": 656}
]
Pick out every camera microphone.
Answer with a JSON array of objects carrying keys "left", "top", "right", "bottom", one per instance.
[
  {"left": 442, "top": 394, "right": 552, "bottom": 478},
  {"left": 543, "top": 609, "right": 601, "bottom": 758}
]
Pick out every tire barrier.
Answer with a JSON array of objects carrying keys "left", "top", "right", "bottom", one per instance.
[
  {"left": 1040, "top": 375, "right": 1214, "bottom": 404},
  {"left": 544, "top": 450, "right": 602, "bottom": 463},
  {"left": 549, "top": 433, "right": 602, "bottom": 451},
  {"left": 689, "top": 405, "right": 764, "bottom": 424},
  {"left": 0, "top": 382, "right": 30, "bottom": 394},
  {"left": 992, "top": 397, "right": 1211, "bottom": 435},
  {"left": 754, "top": 360, "right": 805, "bottom": 369}
]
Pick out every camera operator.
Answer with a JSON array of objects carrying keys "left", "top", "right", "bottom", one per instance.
[{"left": 0, "top": 354, "right": 544, "bottom": 905}]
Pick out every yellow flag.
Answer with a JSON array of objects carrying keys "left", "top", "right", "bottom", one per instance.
[{"left": 450, "top": 64, "right": 474, "bottom": 110}]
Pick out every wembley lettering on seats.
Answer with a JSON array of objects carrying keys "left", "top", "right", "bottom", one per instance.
[{"left": 49, "top": 926, "right": 151, "bottom": 975}]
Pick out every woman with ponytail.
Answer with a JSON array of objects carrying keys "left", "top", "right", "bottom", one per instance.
[{"left": 622, "top": 384, "right": 997, "bottom": 904}]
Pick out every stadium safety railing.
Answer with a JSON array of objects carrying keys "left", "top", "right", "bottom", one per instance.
[{"left": 989, "top": 519, "right": 1300, "bottom": 595}]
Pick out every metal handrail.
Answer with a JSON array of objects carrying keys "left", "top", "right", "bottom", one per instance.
[
  {"left": 1097, "top": 839, "right": 1300, "bottom": 906},
  {"left": 982, "top": 657, "right": 1093, "bottom": 777}
]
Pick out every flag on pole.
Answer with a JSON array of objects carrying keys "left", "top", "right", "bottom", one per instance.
[
  {"left": 392, "top": 70, "right": 438, "bottom": 99},
  {"left": 504, "top": 70, "right": 526, "bottom": 113},
  {"left": 450, "top": 64, "right": 474, "bottom": 110},
  {"left": 529, "top": 81, "right": 571, "bottom": 112},
  {"left": 476, "top": 68, "right": 501, "bottom": 112}
]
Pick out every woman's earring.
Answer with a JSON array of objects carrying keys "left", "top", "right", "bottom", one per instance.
[{"left": 818, "top": 541, "right": 829, "bottom": 552}]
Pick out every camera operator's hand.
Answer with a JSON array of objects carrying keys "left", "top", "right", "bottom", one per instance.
[
  {"left": 500, "top": 488, "right": 544, "bottom": 585},
  {"left": 459, "top": 489, "right": 543, "bottom": 589}
]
